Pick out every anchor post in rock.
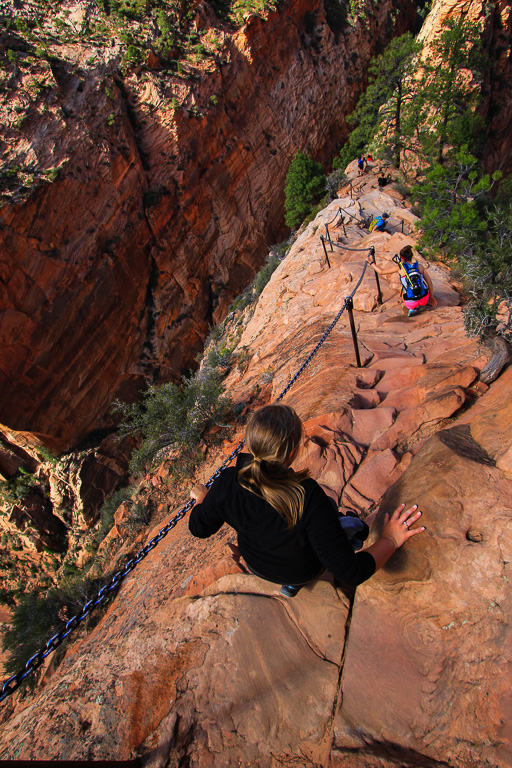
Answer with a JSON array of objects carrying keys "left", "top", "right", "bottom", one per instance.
[{"left": 346, "top": 296, "right": 362, "bottom": 368}]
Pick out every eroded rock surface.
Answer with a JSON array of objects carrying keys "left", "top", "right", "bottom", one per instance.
[
  {"left": 1, "top": 160, "right": 511, "bottom": 767},
  {"left": 333, "top": 369, "right": 512, "bottom": 768}
]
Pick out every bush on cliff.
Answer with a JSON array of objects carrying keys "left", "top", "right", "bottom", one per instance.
[
  {"left": 334, "top": 18, "right": 485, "bottom": 171},
  {"left": 115, "top": 366, "right": 231, "bottom": 477},
  {"left": 285, "top": 152, "right": 326, "bottom": 230},
  {"left": 333, "top": 32, "right": 420, "bottom": 170},
  {"left": 2, "top": 574, "right": 113, "bottom": 686},
  {"left": 416, "top": 156, "right": 510, "bottom": 342}
]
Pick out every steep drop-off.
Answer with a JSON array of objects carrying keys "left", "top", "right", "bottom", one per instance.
[
  {"left": 1, "top": 161, "right": 511, "bottom": 768},
  {"left": 0, "top": 0, "right": 418, "bottom": 453}
]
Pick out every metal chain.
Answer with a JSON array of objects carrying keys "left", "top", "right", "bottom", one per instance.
[
  {"left": 0, "top": 251, "right": 372, "bottom": 704},
  {"left": 337, "top": 205, "right": 361, "bottom": 223},
  {"left": 332, "top": 240, "right": 373, "bottom": 253},
  {"left": 0, "top": 438, "right": 246, "bottom": 704},
  {"left": 324, "top": 208, "right": 342, "bottom": 227}
]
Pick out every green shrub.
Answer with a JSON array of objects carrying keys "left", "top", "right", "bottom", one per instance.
[
  {"left": 0, "top": 469, "right": 39, "bottom": 507},
  {"left": 253, "top": 252, "right": 281, "bottom": 296},
  {"left": 124, "top": 500, "right": 152, "bottom": 533},
  {"left": 284, "top": 151, "right": 326, "bottom": 229},
  {"left": 206, "top": 343, "right": 233, "bottom": 369},
  {"left": 96, "top": 486, "right": 134, "bottom": 541},
  {"left": 36, "top": 445, "right": 59, "bottom": 467},
  {"left": 326, "top": 169, "right": 348, "bottom": 200},
  {"left": 2, "top": 574, "right": 113, "bottom": 684},
  {"left": 43, "top": 167, "right": 58, "bottom": 182},
  {"left": 114, "top": 366, "right": 231, "bottom": 476}
]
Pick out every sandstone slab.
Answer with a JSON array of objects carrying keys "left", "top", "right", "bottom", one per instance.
[{"left": 334, "top": 410, "right": 512, "bottom": 768}]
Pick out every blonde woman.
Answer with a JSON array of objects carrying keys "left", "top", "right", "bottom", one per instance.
[{"left": 189, "top": 404, "right": 424, "bottom": 596}]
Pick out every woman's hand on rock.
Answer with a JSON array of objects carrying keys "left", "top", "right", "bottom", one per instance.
[
  {"left": 190, "top": 483, "right": 208, "bottom": 504},
  {"left": 382, "top": 503, "right": 425, "bottom": 549}
]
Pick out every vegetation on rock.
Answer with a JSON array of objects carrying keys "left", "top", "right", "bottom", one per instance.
[
  {"left": 284, "top": 151, "right": 326, "bottom": 230},
  {"left": 2, "top": 573, "right": 114, "bottom": 684},
  {"left": 335, "top": 15, "right": 511, "bottom": 344},
  {"left": 114, "top": 366, "right": 231, "bottom": 477},
  {"left": 333, "top": 32, "right": 420, "bottom": 169}
]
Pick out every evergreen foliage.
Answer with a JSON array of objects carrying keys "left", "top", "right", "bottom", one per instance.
[
  {"left": 335, "top": 14, "right": 511, "bottom": 344},
  {"left": 334, "top": 18, "right": 486, "bottom": 170},
  {"left": 409, "top": 17, "right": 486, "bottom": 164},
  {"left": 284, "top": 152, "right": 326, "bottom": 229},
  {"left": 253, "top": 252, "right": 281, "bottom": 296},
  {"left": 415, "top": 148, "right": 494, "bottom": 254},
  {"left": 2, "top": 574, "right": 112, "bottom": 682},
  {"left": 416, "top": 154, "right": 509, "bottom": 341},
  {"left": 114, "top": 367, "right": 231, "bottom": 476},
  {"left": 96, "top": 486, "right": 134, "bottom": 542},
  {"left": 333, "top": 33, "right": 420, "bottom": 169}
]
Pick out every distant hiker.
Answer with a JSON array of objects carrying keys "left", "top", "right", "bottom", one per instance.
[
  {"left": 367, "top": 244, "right": 437, "bottom": 316},
  {"left": 366, "top": 154, "right": 373, "bottom": 163},
  {"left": 357, "top": 156, "right": 366, "bottom": 174},
  {"left": 189, "top": 404, "right": 424, "bottom": 597},
  {"left": 369, "top": 212, "right": 389, "bottom": 232}
]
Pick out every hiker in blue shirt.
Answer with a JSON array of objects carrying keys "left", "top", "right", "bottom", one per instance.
[{"left": 369, "top": 212, "right": 389, "bottom": 232}]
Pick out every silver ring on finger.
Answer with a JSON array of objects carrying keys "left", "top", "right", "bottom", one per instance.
[{"left": 403, "top": 521, "right": 409, "bottom": 527}]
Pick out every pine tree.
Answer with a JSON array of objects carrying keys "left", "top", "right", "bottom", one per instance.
[
  {"left": 284, "top": 152, "right": 326, "bottom": 229},
  {"left": 333, "top": 33, "right": 420, "bottom": 170},
  {"left": 410, "top": 16, "right": 487, "bottom": 164}
]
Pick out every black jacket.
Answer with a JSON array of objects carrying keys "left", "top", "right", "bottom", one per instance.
[{"left": 189, "top": 454, "right": 375, "bottom": 587}]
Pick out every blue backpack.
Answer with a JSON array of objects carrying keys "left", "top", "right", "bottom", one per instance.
[{"left": 399, "top": 260, "right": 428, "bottom": 300}]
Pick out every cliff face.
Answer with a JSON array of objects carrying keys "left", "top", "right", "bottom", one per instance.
[
  {"left": 2, "top": 162, "right": 511, "bottom": 768},
  {"left": 0, "top": 0, "right": 418, "bottom": 453},
  {"left": 418, "top": 0, "right": 512, "bottom": 177}
]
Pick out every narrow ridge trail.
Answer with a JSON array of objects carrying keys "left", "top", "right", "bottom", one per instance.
[{"left": 1, "top": 162, "right": 511, "bottom": 768}]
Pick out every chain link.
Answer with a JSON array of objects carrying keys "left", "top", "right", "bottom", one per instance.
[
  {"left": 337, "top": 205, "right": 361, "bottom": 224},
  {"left": 0, "top": 252, "right": 372, "bottom": 704},
  {"left": 324, "top": 208, "right": 342, "bottom": 227}
]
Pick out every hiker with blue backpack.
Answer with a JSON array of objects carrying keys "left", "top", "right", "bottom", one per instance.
[{"left": 367, "top": 244, "right": 437, "bottom": 316}]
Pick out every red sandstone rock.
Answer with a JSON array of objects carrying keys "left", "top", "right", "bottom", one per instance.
[
  {"left": 0, "top": 0, "right": 418, "bottom": 452},
  {"left": 333, "top": 377, "right": 512, "bottom": 768},
  {"left": 2, "top": 369, "right": 511, "bottom": 765},
  {"left": 1, "top": 2, "right": 511, "bottom": 753}
]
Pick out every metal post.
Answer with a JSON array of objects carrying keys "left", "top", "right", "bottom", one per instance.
[
  {"left": 401, "top": 220, "right": 404, "bottom": 233},
  {"left": 374, "top": 272, "right": 382, "bottom": 305},
  {"left": 368, "top": 246, "right": 382, "bottom": 305},
  {"left": 325, "top": 223, "right": 333, "bottom": 252},
  {"left": 346, "top": 296, "right": 362, "bottom": 368},
  {"left": 320, "top": 236, "right": 331, "bottom": 269},
  {"left": 341, "top": 215, "right": 347, "bottom": 237},
  {"left": 350, "top": 181, "right": 352, "bottom": 196}
]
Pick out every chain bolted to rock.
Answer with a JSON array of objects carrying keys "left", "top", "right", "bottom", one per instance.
[{"left": 0, "top": 250, "right": 373, "bottom": 704}]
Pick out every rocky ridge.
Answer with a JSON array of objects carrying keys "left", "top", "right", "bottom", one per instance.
[
  {"left": 2, "top": 0, "right": 512, "bottom": 594},
  {"left": 0, "top": 0, "right": 418, "bottom": 454},
  {"left": 1, "top": 160, "right": 511, "bottom": 767}
]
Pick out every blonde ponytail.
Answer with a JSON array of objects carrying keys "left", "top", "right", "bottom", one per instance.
[{"left": 238, "top": 404, "right": 310, "bottom": 528}]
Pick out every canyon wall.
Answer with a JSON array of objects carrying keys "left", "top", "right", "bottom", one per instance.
[
  {"left": 0, "top": 0, "right": 418, "bottom": 453},
  {"left": 419, "top": 0, "right": 512, "bottom": 178},
  {"left": 2, "top": 162, "right": 511, "bottom": 767}
]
